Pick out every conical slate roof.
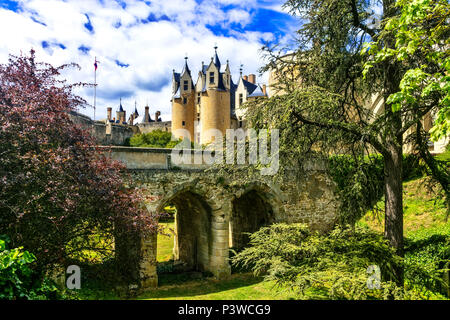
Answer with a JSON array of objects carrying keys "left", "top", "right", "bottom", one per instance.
[{"left": 213, "top": 46, "right": 221, "bottom": 70}]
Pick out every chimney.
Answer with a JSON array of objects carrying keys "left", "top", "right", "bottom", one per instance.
[
  {"left": 107, "top": 107, "right": 112, "bottom": 121},
  {"left": 144, "top": 106, "right": 150, "bottom": 123},
  {"left": 113, "top": 117, "right": 116, "bottom": 122},
  {"left": 155, "top": 111, "right": 161, "bottom": 121},
  {"left": 243, "top": 75, "right": 248, "bottom": 81},
  {"left": 262, "top": 84, "right": 267, "bottom": 96},
  {"left": 248, "top": 74, "right": 256, "bottom": 84}
]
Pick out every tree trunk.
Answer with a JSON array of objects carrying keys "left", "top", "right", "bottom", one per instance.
[
  {"left": 382, "top": 0, "right": 404, "bottom": 286},
  {"left": 384, "top": 142, "right": 404, "bottom": 284}
]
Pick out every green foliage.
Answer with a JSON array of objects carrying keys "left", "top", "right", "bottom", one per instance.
[
  {"left": 0, "top": 52, "right": 157, "bottom": 277},
  {"left": 362, "top": 0, "right": 449, "bottom": 141},
  {"left": 435, "top": 144, "right": 450, "bottom": 162},
  {"left": 328, "top": 153, "right": 427, "bottom": 224},
  {"left": 0, "top": 236, "right": 58, "bottom": 300},
  {"left": 404, "top": 225, "right": 450, "bottom": 297},
  {"left": 160, "top": 206, "right": 176, "bottom": 221},
  {"left": 232, "top": 223, "right": 407, "bottom": 300},
  {"left": 328, "top": 155, "right": 384, "bottom": 224},
  {"left": 129, "top": 130, "right": 181, "bottom": 148}
]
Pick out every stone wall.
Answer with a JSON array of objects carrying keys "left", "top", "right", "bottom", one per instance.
[
  {"left": 69, "top": 111, "right": 134, "bottom": 146},
  {"left": 137, "top": 121, "right": 171, "bottom": 134}
]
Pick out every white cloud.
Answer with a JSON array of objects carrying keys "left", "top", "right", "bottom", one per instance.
[{"left": 0, "top": 0, "right": 282, "bottom": 121}]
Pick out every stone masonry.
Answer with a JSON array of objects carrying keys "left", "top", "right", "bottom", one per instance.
[{"left": 105, "top": 146, "right": 340, "bottom": 289}]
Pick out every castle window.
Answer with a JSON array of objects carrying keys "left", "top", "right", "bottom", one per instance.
[
  {"left": 239, "top": 93, "right": 243, "bottom": 106},
  {"left": 183, "top": 97, "right": 187, "bottom": 104},
  {"left": 183, "top": 80, "right": 188, "bottom": 91},
  {"left": 209, "top": 72, "right": 214, "bottom": 84},
  {"left": 239, "top": 120, "right": 243, "bottom": 128},
  {"left": 182, "top": 121, "right": 185, "bottom": 126},
  {"left": 197, "top": 92, "right": 201, "bottom": 104}
]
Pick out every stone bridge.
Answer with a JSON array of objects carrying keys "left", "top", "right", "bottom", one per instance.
[{"left": 104, "top": 146, "right": 339, "bottom": 288}]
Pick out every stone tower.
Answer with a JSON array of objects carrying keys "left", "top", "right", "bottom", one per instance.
[
  {"left": 171, "top": 57, "right": 195, "bottom": 141},
  {"left": 171, "top": 47, "right": 266, "bottom": 145},
  {"left": 116, "top": 98, "right": 126, "bottom": 124},
  {"left": 198, "top": 47, "right": 230, "bottom": 145}
]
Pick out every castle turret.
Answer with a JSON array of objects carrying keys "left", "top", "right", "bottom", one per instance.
[
  {"left": 200, "top": 46, "right": 230, "bottom": 144},
  {"left": 116, "top": 98, "right": 126, "bottom": 124},
  {"left": 128, "top": 101, "right": 139, "bottom": 125},
  {"left": 171, "top": 56, "right": 195, "bottom": 141}
]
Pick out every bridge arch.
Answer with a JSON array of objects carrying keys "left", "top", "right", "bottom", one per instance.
[
  {"left": 107, "top": 148, "right": 340, "bottom": 288},
  {"left": 230, "top": 182, "right": 281, "bottom": 250},
  {"left": 158, "top": 188, "right": 213, "bottom": 273}
]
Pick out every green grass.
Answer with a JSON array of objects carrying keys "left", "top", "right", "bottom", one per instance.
[
  {"left": 157, "top": 220, "right": 175, "bottom": 262},
  {"left": 435, "top": 149, "right": 450, "bottom": 162},
  {"left": 358, "top": 176, "right": 448, "bottom": 236},
  {"left": 358, "top": 176, "right": 449, "bottom": 299},
  {"left": 138, "top": 273, "right": 298, "bottom": 300}
]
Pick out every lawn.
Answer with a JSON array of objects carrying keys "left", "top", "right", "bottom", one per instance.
[
  {"left": 358, "top": 176, "right": 448, "bottom": 236},
  {"left": 157, "top": 220, "right": 175, "bottom": 262},
  {"left": 138, "top": 273, "right": 298, "bottom": 300}
]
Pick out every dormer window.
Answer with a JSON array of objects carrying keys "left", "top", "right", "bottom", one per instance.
[
  {"left": 239, "top": 93, "right": 243, "bottom": 106},
  {"left": 183, "top": 97, "right": 187, "bottom": 104},
  {"left": 209, "top": 72, "right": 214, "bottom": 84},
  {"left": 183, "top": 80, "right": 188, "bottom": 91}
]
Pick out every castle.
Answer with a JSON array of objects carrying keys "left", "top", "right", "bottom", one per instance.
[
  {"left": 71, "top": 47, "right": 268, "bottom": 146},
  {"left": 171, "top": 47, "right": 268, "bottom": 145},
  {"left": 103, "top": 98, "right": 171, "bottom": 134},
  {"left": 69, "top": 99, "right": 171, "bottom": 146}
]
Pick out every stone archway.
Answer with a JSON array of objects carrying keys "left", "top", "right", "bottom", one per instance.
[
  {"left": 106, "top": 147, "right": 342, "bottom": 290},
  {"left": 161, "top": 190, "right": 212, "bottom": 272},
  {"left": 229, "top": 186, "right": 277, "bottom": 250}
]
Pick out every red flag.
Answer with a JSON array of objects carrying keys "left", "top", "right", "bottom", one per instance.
[{"left": 94, "top": 59, "right": 98, "bottom": 71}]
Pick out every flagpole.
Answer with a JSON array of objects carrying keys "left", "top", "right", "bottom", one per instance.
[{"left": 94, "top": 56, "right": 97, "bottom": 121}]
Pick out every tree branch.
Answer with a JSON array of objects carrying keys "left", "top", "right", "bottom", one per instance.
[
  {"left": 350, "top": 0, "right": 376, "bottom": 38},
  {"left": 292, "top": 111, "right": 387, "bottom": 155}
]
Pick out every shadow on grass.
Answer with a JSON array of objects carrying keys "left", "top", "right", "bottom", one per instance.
[{"left": 137, "top": 273, "right": 267, "bottom": 300}]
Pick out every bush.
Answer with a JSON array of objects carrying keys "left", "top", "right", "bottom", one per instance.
[
  {"left": 232, "top": 223, "right": 406, "bottom": 300},
  {"left": 0, "top": 51, "right": 157, "bottom": 278},
  {"left": 129, "top": 130, "right": 181, "bottom": 148},
  {"left": 0, "top": 236, "right": 58, "bottom": 300}
]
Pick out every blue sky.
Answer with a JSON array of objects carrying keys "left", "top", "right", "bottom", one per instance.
[{"left": 0, "top": 0, "right": 299, "bottom": 120}]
